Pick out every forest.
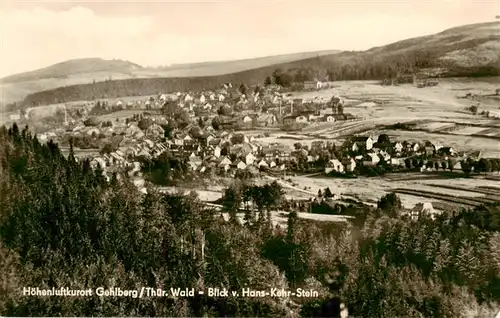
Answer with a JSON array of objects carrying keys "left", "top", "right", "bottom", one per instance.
[{"left": 1, "top": 123, "right": 500, "bottom": 317}]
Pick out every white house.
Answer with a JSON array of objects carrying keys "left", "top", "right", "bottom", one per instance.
[
  {"left": 185, "top": 94, "right": 194, "bottom": 102},
  {"left": 325, "top": 115, "right": 335, "bottom": 123},
  {"left": 91, "top": 157, "right": 107, "bottom": 169},
  {"left": 325, "top": 159, "right": 344, "bottom": 173},
  {"left": 394, "top": 142, "right": 403, "bottom": 153},
  {"left": 363, "top": 153, "right": 380, "bottom": 166},
  {"left": 218, "top": 94, "right": 226, "bottom": 102},
  {"left": 200, "top": 95, "right": 206, "bottom": 104},
  {"left": 411, "top": 143, "right": 420, "bottom": 153},
  {"left": 351, "top": 136, "right": 374, "bottom": 152},
  {"left": 245, "top": 153, "right": 256, "bottom": 165},
  {"left": 342, "top": 158, "right": 357, "bottom": 172},
  {"left": 391, "top": 157, "right": 404, "bottom": 166},
  {"left": 409, "top": 202, "right": 437, "bottom": 220},
  {"left": 379, "top": 151, "right": 391, "bottom": 162},
  {"left": 316, "top": 81, "right": 329, "bottom": 90},
  {"left": 235, "top": 160, "right": 247, "bottom": 170},
  {"left": 258, "top": 159, "right": 269, "bottom": 168},
  {"left": 9, "top": 113, "right": 21, "bottom": 121},
  {"left": 296, "top": 116, "right": 308, "bottom": 123},
  {"left": 218, "top": 156, "right": 232, "bottom": 171},
  {"left": 242, "top": 115, "right": 253, "bottom": 124}
]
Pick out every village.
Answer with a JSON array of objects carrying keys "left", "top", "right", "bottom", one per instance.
[{"left": 20, "top": 78, "right": 497, "bottom": 220}]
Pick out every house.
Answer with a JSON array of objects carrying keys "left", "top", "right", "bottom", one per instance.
[
  {"left": 316, "top": 81, "right": 329, "bottom": 90},
  {"left": 146, "top": 124, "right": 165, "bottom": 137},
  {"left": 174, "top": 136, "right": 184, "bottom": 146},
  {"left": 342, "top": 158, "right": 357, "bottom": 172},
  {"left": 269, "top": 160, "right": 277, "bottom": 168},
  {"left": 325, "top": 159, "right": 344, "bottom": 173},
  {"left": 248, "top": 142, "right": 260, "bottom": 153},
  {"left": 362, "top": 153, "right": 380, "bottom": 166},
  {"left": 258, "top": 159, "right": 269, "bottom": 168},
  {"left": 409, "top": 202, "right": 437, "bottom": 220},
  {"left": 244, "top": 153, "right": 256, "bottom": 165},
  {"left": 283, "top": 115, "right": 298, "bottom": 125},
  {"left": 411, "top": 143, "right": 420, "bottom": 153},
  {"left": 90, "top": 157, "right": 107, "bottom": 169},
  {"left": 296, "top": 115, "right": 308, "bottom": 123},
  {"left": 9, "top": 113, "right": 21, "bottom": 121},
  {"left": 198, "top": 165, "right": 207, "bottom": 174},
  {"left": 437, "top": 147, "right": 455, "bottom": 157},
  {"left": 124, "top": 147, "right": 137, "bottom": 158},
  {"left": 468, "top": 150, "right": 482, "bottom": 160},
  {"left": 304, "top": 81, "right": 317, "bottom": 90},
  {"left": 183, "top": 134, "right": 194, "bottom": 144},
  {"left": 242, "top": 115, "right": 253, "bottom": 124},
  {"left": 351, "top": 136, "right": 374, "bottom": 152},
  {"left": 189, "top": 156, "right": 202, "bottom": 170},
  {"left": 424, "top": 146, "right": 435, "bottom": 156},
  {"left": 234, "top": 160, "right": 247, "bottom": 170},
  {"left": 391, "top": 157, "right": 404, "bottom": 166},
  {"left": 257, "top": 113, "right": 277, "bottom": 127},
  {"left": 200, "top": 95, "right": 206, "bottom": 104},
  {"left": 217, "top": 156, "right": 232, "bottom": 171},
  {"left": 85, "top": 127, "right": 100, "bottom": 136},
  {"left": 205, "top": 134, "right": 215, "bottom": 146},
  {"left": 379, "top": 151, "right": 391, "bottom": 162},
  {"left": 144, "top": 139, "right": 155, "bottom": 149},
  {"left": 218, "top": 94, "right": 226, "bottom": 102},
  {"left": 209, "top": 138, "right": 221, "bottom": 147},
  {"left": 324, "top": 115, "right": 335, "bottom": 122},
  {"left": 393, "top": 142, "right": 403, "bottom": 153},
  {"left": 231, "top": 143, "right": 252, "bottom": 157},
  {"left": 213, "top": 145, "right": 222, "bottom": 158}
]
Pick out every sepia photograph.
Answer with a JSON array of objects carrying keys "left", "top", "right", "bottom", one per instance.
[{"left": 0, "top": 0, "right": 499, "bottom": 316}]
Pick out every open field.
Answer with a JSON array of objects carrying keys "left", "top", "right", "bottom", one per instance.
[
  {"left": 166, "top": 171, "right": 500, "bottom": 215},
  {"left": 273, "top": 77, "right": 500, "bottom": 156},
  {"left": 157, "top": 186, "right": 224, "bottom": 202},
  {"left": 277, "top": 174, "right": 500, "bottom": 211}
]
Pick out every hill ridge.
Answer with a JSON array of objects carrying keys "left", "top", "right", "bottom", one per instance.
[{"left": 2, "top": 21, "right": 499, "bottom": 106}]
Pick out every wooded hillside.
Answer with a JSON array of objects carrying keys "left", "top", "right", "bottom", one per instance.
[{"left": 1, "top": 123, "right": 500, "bottom": 316}]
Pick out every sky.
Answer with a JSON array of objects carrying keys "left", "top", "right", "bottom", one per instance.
[{"left": 0, "top": 0, "right": 498, "bottom": 77}]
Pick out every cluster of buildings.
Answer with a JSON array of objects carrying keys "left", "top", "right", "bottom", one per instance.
[
  {"left": 324, "top": 135, "right": 479, "bottom": 175},
  {"left": 33, "top": 79, "right": 485, "bottom": 184}
]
